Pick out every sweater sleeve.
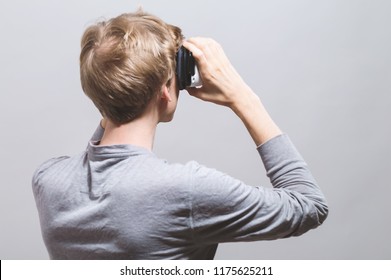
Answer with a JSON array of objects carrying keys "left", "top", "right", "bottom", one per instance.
[{"left": 189, "top": 134, "right": 328, "bottom": 244}]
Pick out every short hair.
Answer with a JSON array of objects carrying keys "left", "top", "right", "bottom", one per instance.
[{"left": 80, "top": 10, "right": 183, "bottom": 124}]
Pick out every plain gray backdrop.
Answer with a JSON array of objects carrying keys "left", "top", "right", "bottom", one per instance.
[{"left": 1, "top": 0, "right": 390, "bottom": 259}]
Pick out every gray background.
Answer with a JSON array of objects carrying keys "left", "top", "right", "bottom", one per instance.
[{"left": 1, "top": 0, "right": 390, "bottom": 259}]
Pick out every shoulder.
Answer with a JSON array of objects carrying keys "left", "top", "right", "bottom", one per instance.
[
  {"left": 33, "top": 156, "right": 68, "bottom": 177},
  {"left": 169, "top": 160, "right": 247, "bottom": 203},
  {"left": 32, "top": 154, "right": 82, "bottom": 190},
  {"left": 140, "top": 158, "right": 220, "bottom": 196},
  {"left": 156, "top": 159, "right": 224, "bottom": 186}
]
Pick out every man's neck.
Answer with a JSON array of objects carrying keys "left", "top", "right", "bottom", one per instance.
[{"left": 99, "top": 114, "right": 158, "bottom": 151}]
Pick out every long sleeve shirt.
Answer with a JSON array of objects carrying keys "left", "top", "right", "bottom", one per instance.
[{"left": 32, "top": 125, "right": 328, "bottom": 259}]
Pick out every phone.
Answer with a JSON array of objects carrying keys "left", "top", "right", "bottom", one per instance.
[{"left": 176, "top": 46, "right": 202, "bottom": 90}]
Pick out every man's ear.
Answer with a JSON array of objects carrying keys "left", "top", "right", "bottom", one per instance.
[{"left": 160, "top": 84, "right": 172, "bottom": 102}]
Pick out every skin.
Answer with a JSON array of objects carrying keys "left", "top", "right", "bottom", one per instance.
[{"left": 99, "top": 37, "right": 282, "bottom": 150}]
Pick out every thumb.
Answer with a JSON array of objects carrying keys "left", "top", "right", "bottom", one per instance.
[{"left": 186, "top": 86, "right": 208, "bottom": 101}]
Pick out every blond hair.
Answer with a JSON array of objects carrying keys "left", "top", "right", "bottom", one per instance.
[{"left": 80, "top": 10, "right": 183, "bottom": 124}]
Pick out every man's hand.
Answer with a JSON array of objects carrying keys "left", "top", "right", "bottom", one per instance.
[
  {"left": 183, "top": 38, "right": 253, "bottom": 108},
  {"left": 183, "top": 38, "right": 282, "bottom": 146}
]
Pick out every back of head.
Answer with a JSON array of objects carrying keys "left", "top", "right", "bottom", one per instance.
[{"left": 80, "top": 10, "right": 183, "bottom": 124}]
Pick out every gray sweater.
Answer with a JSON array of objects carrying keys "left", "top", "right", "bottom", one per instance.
[{"left": 32, "top": 125, "right": 328, "bottom": 259}]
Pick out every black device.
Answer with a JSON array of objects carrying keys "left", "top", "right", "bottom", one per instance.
[{"left": 176, "top": 46, "right": 202, "bottom": 90}]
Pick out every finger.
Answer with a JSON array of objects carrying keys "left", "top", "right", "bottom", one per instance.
[
  {"left": 187, "top": 37, "right": 216, "bottom": 50},
  {"left": 186, "top": 37, "right": 210, "bottom": 47},
  {"left": 182, "top": 40, "right": 208, "bottom": 70},
  {"left": 187, "top": 38, "right": 229, "bottom": 70},
  {"left": 186, "top": 86, "right": 208, "bottom": 101},
  {"left": 182, "top": 40, "right": 213, "bottom": 84},
  {"left": 186, "top": 38, "right": 218, "bottom": 61}
]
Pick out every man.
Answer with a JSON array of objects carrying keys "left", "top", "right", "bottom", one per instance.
[{"left": 32, "top": 10, "right": 328, "bottom": 259}]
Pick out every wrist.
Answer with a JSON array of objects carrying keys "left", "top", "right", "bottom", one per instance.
[
  {"left": 230, "top": 88, "right": 261, "bottom": 116},
  {"left": 230, "top": 90, "right": 282, "bottom": 146}
]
